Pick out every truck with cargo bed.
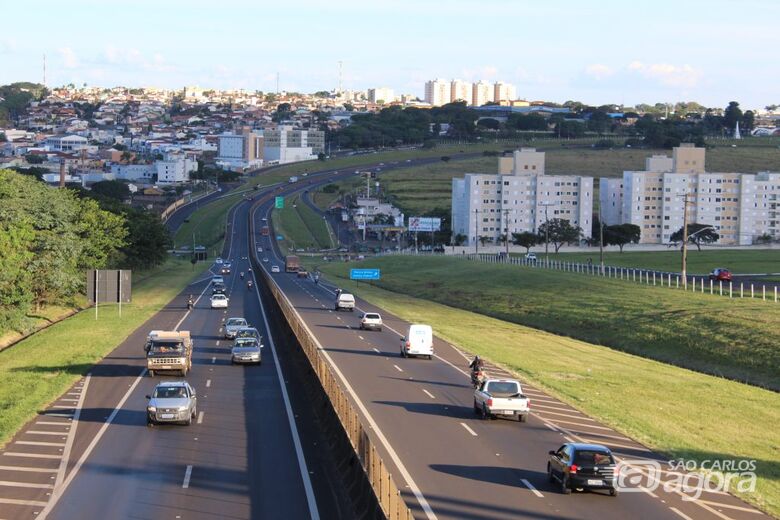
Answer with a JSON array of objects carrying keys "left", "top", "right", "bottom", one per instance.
[
  {"left": 285, "top": 255, "right": 300, "bottom": 272},
  {"left": 473, "top": 379, "right": 530, "bottom": 422},
  {"left": 145, "top": 330, "right": 193, "bottom": 377}
]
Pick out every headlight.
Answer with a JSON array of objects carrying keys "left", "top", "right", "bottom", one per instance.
[
  {"left": 178, "top": 406, "right": 189, "bottom": 411},
  {"left": 147, "top": 406, "right": 156, "bottom": 412},
  {"left": 180, "top": 358, "right": 186, "bottom": 364}
]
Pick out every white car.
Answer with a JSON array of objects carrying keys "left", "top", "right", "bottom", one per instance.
[
  {"left": 263, "top": 257, "right": 269, "bottom": 263},
  {"left": 215, "top": 257, "right": 223, "bottom": 265},
  {"left": 360, "top": 312, "right": 383, "bottom": 331},
  {"left": 257, "top": 246, "right": 263, "bottom": 252},
  {"left": 525, "top": 253, "right": 537, "bottom": 262},
  {"left": 211, "top": 275, "right": 224, "bottom": 285},
  {"left": 210, "top": 294, "right": 229, "bottom": 309},
  {"left": 271, "top": 265, "right": 280, "bottom": 273}
]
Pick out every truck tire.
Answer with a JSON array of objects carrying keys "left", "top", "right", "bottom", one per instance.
[
  {"left": 518, "top": 414, "right": 527, "bottom": 423},
  {"left": 473, "top": 399, "right": 480, "bottom": 414},
  {"left": 481, "top": 404, "right": 490, "bottom": 420},
  {"left": 547, "top": 463, "right": 555, "bottom": 483}
]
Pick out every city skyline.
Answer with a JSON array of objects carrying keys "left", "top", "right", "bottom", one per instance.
[{"left": 1, "top": 0, "right": 778, "bottom": 108}]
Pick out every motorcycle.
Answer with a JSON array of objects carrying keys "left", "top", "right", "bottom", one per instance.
[
  {"left": 240, "top": 272, "right": 245, "bottom": 280},
  {"left": 187, "top": 300, "right": 194, "bottom": 310},
  {"left": 247, "top": 280, "right": 254, "bottom": 290},
  {"left": 471, "top": 367, "right": 487, "bottom": 388}
]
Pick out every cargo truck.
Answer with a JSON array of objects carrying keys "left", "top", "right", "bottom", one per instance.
[
  {"left": 145, "top": 330, "right": 193, "bottom": 377},
  {"left": 285, "top": 255, "right": 300, "bottom": 272}
]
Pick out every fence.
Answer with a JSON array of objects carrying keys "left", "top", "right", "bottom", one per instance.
[
  {"left": 160, "top": 189, "right": 214, "bottom": 223},
  {"left": 456, "top": 254, "right": 779, "bottom": 304},
  {"left": 262, "top": 266, "right": 415, "bottom": 519}
]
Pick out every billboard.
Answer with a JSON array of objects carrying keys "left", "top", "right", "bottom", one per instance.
[
  {"left": 408, "top": 217, "right": 441, "bottom": 232},
  {"left": 86, "top": 269, "right": 132, "bottom": 304}
]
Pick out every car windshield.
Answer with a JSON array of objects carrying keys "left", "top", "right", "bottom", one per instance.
[
  {"left": 227, "top": 319, "right": 246, "bottom": 327},
  {"left": 486, "top": 382, "right": 520, "bottom": 396},
  {"left": 149, "top": 341, "right": 184, "bottom": 354},
  {"left": 154, "top": 386, "right": 187, "bottom": 398},
  {"left": 574, "top": 450, "right": 614, "bottom": 466},
  {"left": 236, "top": 329, "right": 257, "bottom": 338},
  {"left": 234, "top": 339, "right": 258, "bottom": 349}
]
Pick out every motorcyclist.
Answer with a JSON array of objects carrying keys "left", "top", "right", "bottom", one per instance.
[
  {"left": 240, "top": 271, "right": 245, "bottom": 280},
  {"left": 247, "top": 280, "right": 253, "bottom": 289},
  {"left": 469, "top": 355, "right": 484, "bottom": 371},
  {"left": 187, "top": 295, "right": 194, "bottom": 310}
]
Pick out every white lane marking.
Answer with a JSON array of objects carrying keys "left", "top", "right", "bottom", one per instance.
[
  {"left": 358, "top": 335, "right": 364, "bottom": 340},
  {"left": 182, "top": 465, "right": 193, "bottom": 488},
  {"left": 211, "top": 357, "right": 216, "bottom": 364},
  {"left": 0, "top": 497, "right": 48, "bottom": 507},
  {"left": 521, "top": 479, "right": 543, "bottom": 497},
  {"left": 540, "top": 418, "right": 613, "bottom": 430},
  {"left": 336, "top": 316, "right": 341, "bottom": 320},
  {"left": 38, "top": 369, "right": 148, "bottom": 519},
  {"left": 533, "top": 409, "right": 596, "bottom": 421},
  {"left": 565, "top": 430, "right": 633, "bottom": 442},
  {"left": 0, "top": 465, "right": 58, "bottom": 473},
  {"left": 206, "top": 379, "right": 211, "bottom": 388},
  {"left": 393, "top": 364, "right": 403, "bottom": 373},
  {"left": 53, "top": 373, "right": 90, "bottom": 492},
  {"left": 249, "top": 260, "right": 320, "bottom": 520},
  {"left": 216, "top": 340, "right": 220, "bottom": 346},
  {"left": 670, "top": 508, "right": 694, "bottom": 520},
  {"left": 460, "top": 423, "right": 478, "bottom": 437},
  {"left": 57, "top": 399, "right": 79, "bottom": 402},
  {"left": 39, "top": 413, "right": 72, "bottom": 418},
  {"left": 51, "top": 406, "right": 75, "bottom": 409},
  {"left": 26, "top": 431, "right": 68, "bottom": 436},
  {"left": 696, "top": 500, "right": 763, "bottom": 513},
  {"left": 0, "top": 480, "right": 53, "bottom": 489},
  {"left": 3, "top": 453, "right": 61, "bottom": 460},
  {"left": 422, "top": 389, "right": 435, "bottom": 399},
  {"left": 35, "top": 422, "right": 70, "bottom": 427},
  {"left": 372, "top": 348, "right": 380, "bottom": 353},
  {"left": 197, "top": 411, "right": 204, "bottom": 425},
  {"left": 15, "top": 441, "right": 66, "bottom": 447},
  {"left": 530, "top": 402, "right": 583, "bottom": 413}
]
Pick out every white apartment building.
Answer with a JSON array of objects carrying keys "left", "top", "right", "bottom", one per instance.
[
  {"left": 452, "top": 148, "right": 593, "bottom": 246},
  {"left": 367, "top": 87, "right": 395, "bottom": 104},
  {"left": 450, "top": 79, "right": 472, "bottom": 103},
  {"left": 156, "top": 152, "right": 198, "bottom": 184},
  {"left": 493, "top": 81, "right": 516, "bottom": 102},
  {"left": 263, "top": 125, "right": 324, "bottom": 165},
  {"left": 112, "top": 163, "right": 155, "bottom": 182},
  {"left": 472, "top": 80, "right": 494, "bottom": 107},
  {"left": 424, "top": 79, "right": 451, "bottom": 106},
  {"left": 216, "top": 129, "right": 264, "bottom": 171},
  {"left": 45, "top": 135, "right": 90, "bottom": 152},
  {"left": 600, "top": 144, "right": 780, "bottom": 245}
]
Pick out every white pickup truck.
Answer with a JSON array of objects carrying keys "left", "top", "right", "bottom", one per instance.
[{"left": 473, "top": 379, "right": 530, "bottom": 422}]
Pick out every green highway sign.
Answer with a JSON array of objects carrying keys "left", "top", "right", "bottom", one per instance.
[{"left": 275, "top": 196, "right": 284, "bottom": 209}]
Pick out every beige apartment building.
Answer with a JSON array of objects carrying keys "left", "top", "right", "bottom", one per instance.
[
  {"left": 452, "top": 149, "right": 593, "bottom": 246},
  {"left": 600, "top": 144, "right": 780, "bottom": 245}
]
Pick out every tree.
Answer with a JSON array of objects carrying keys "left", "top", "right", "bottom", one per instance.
[
  {"left": 90, "top": 180, "right": 130, "bottom": 201},
  {"left": 119, "top": 209, "right": 171, "bottom": 269},
  {"left": 669, "top": 223, "right": 720, "bottom": 251},
  {"left": 723, "top": 101, "right": 742, "bottom": 132},
  {"left": 453, "top": 233, "right": 466, "bottom": 246},
  {"left": 440, "top": 156, "right": 450, "bottom": 162},
  {"left": 604, "top": 224, "right": 640, "bottom": 252},
  {"left": 555, "top": 120, "right": 585, "bottom": 138},
  {"left": 343, "top": 103, "right": 355, "bottom": 112},
  {"left": 538, "top": 218, "right": 582, "bottom": 253},
  {"left": 0, "top": 132, "right": 7, "bottom": 142},
  {"left": 476, "top": 118, "right": 500, "bottom": 130},
  {"left": 511, "top": 231, "right": 540, "bottom": 253},
  {"left": 478, "top": 235, "right": 491, "bottom": 246},
  {"left": 765, "top": 104, "right": 778, "bottom": 112},
  {"left": 25, "top": 154, "right": 45, "bottom": 164},
  {"left": 742, "top": 110, "right": 755, "bottom": 133}
]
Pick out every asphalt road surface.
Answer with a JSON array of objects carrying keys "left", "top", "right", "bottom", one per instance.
[{"left": 249, "top": 179, "right": 771, "bottom": 520}]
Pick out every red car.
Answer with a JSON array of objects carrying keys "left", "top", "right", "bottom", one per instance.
[{"left": 709, "top": 268, "right": 732, "bottom": 282}]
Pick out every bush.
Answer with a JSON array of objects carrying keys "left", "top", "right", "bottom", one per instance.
[
  {"left": 322, "top": 183, "right": 338, "bottom": 193},
  {"left": 624, "top": 137, "right": 643, "bottom": 148},
  {"left": 593, "top": 139, "right": 615, "bottom": 149}
]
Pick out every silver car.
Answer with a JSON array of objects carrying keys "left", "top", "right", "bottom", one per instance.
[
  {"left": 231, "top": 338, "right": 262, "bottom": 364},
  {"left": 224, "top": 317, "right": 248, "bottom": 339},
  {"left": 146, "top": 381, "right": 197, "bottom": 426}
]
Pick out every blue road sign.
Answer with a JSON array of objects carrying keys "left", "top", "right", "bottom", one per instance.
[
  {"left": 350, "top": 268, "right": 380, "bottom": 280},
  {"left": 276, "top": 235, "right": 284, "bottom": 240}
]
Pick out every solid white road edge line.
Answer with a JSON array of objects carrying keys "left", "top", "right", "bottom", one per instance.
[
  {"left": 53, "top": 374, "right": 90, "bottom": 491},
  {"left": 37, "top": 369, "right": 148, "bottom": 520},
  {"left": 521, "top": 478, "right": 543, "bottom": 498},
  {"left": 197, "top": 411, "right": 204, "bottom": 425},
  {"left": 251, "top": 269, "right": 320, "bottom": 520},
  {"left": 182, "top": 465, "right": 193, "bottom": 488}
]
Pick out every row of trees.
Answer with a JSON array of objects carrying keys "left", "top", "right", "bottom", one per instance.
[{"left": 0, "top": 170, "right": 171, "bottom": 333}]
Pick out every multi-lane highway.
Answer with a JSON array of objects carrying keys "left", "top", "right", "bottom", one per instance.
[{"left": 250, "top": 176, "right": 771, "bottom": 520}]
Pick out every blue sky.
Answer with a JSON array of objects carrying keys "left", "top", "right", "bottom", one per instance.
[{"left": 1, "top": 0, "right": 777, "bottom": 109}]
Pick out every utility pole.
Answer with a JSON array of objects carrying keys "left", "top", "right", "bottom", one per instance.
[
  {"left": 538, "top": 202, "right": 556, "bottom": 265},
  {"left": 502, "top": 208, "right": 512, "bottom": 257},
  {"left": 680, "top": 192, "right": 693, "bottom": 288},
  {"left": 474, "top": 209, "right": 479, "bottom": 254}
]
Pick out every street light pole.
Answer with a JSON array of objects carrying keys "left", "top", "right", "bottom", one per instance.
[
  {"left": 502, "top": 208, "right": 512, "bottom": 257},
  {"left": 598, "top": 205, "right": 605, "bottom": 274},
  {"left": 538, "top": 202, "right": 556, "bottom": 266},
  {"left": 680, "top": 192, "right": 692, "bottom": 288},
  {"left": 474, "top": 208, "right": 479, "bottom": 254}
]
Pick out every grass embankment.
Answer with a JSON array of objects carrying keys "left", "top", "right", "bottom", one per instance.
[
  {"left": 552, "top": 249, "right": 780, "bottom": 276},
  {"left": 315, "top": 256, "right": 780, "bottom": 516},
  {"left": 0, "top": 257, "right": 208, "bottom": 447},
  {"left": 174, "top": 191, "right": 244, "bottom": 252},
  {"left": 274, "top": 195, "right": 327, "bottom": 252}
]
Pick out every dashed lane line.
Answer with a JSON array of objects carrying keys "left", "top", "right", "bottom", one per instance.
[
  {"left": 206, "top": 379, "right": 211, "bottom": 388},
  {"left": 422, "top": 389, "right": 435, "bottom": 399},
  {"left": 197, "top": 412, "right": 204, "bottom": 425},
  {"left": 182, "top": 465, "right": 193, "bottom": 488},
  {"left": 393, "top": 364, "right": 403, "bottom": 373},
  {"left": 0, "top": 480, "right": 53, "bottom": 489},
  {"left": 521, "top": 479, "right": 543, "bottom": 498},
  {"left": 0, "top": 497, "right": 48, "bottom": 507},
  {"left": 372, "top": 348, "right": 380, "bottom": 353},
  {"left": 15, "top": 441, "right": 66, "bottom": 447},
  {"left": 0, "top": 466, "right": 57, "bottom": 473},
  {"left": 459, "top": 423, "right": 478, "bottom": 437},
  {"left": 3, "top": 453, "right": 61, "bottom": 460},
  {"left": 533, "top": 409, "right": 596, "bottom": 421}
]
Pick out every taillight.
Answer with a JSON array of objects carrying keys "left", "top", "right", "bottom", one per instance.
[
  {"left": 405, "top": 341, "right": 410, "bottom": 348},
  {"left": 570, "top": 464, "right": 578, "bottom": 474},
  {"left": 527, "top": 399, "right": 530, "bottom": 408},
  {"left": 487, "top": 398, "right": 493, "bottom": 407}
]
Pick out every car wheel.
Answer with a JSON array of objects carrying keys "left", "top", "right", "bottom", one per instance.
[
  {"left": 185, "top": 415, "right": 192, "bottom": 426},
  {"left": 518, "top": 414, "right": 527, "bottom": 423},
  {"left": 481, "top": 404, "right": 490, "bottom": 420},
  {"left": 547, "top": 463, "right": 555, "bottom": 483},
  {"left": 378, "top": 327, "right": 382, "bottom": 332},
  {"left": 148, "top": 370, "right": 155, "bottom": 377},
  {"left": 561, "top": 475, "right": 571, "bottom": 494},
  {"left": 609, "top": 487, "right": 618, "bottom": 497},
  {"left": 473, "top": 399, "right": 480, "bottom": 414},
  {"left": 400, "top": 349, "right": 405, "bottom": 358},
  {"left": 147, "top": 419, "right": 154, "bottom": 427}
]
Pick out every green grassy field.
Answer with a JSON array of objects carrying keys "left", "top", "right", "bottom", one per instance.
[
  {"left": 174, "top": 191, "right": 244, "bottom": 252},
  {"left": 313, "top": 258, "right": 780, "bottom": 516},
  {"left": 0, "top": 257, "right": 208, "bottom": 447},
  {"left": 295, "top": 195, "right": 333, "bottom": 248},
  {"left": 319, "top": 256, "right": 780, "bottom": 388},
  {"left": 274, "top": 195, "right": 321, "bottom": 252},
  {"left": 552, "top": 249, "right": 780, "bottom": 275}
]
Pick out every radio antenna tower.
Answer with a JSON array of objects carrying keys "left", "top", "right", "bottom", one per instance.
[
  {"left": 43, "top": 54, "right": 46, "bottom": 87},
  {"left": 276, "top": 72, "right": 280, "bottom": 94},
  {"left": 338, "top": 60, "right": 343, "bottom": 94}
]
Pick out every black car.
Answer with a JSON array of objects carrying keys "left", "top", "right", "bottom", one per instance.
[
  {"left": 548, "top": 443, "right": 618, "bottom": 496},
  {"left": 220, "top": 264, "right": 232, "bottom": 275},
  {"left": 212, "top": 282, "right": 227, "bottom": 295}
]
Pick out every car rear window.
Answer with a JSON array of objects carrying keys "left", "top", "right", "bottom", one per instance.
[
  {"left": 236, "top": 329, "right": 257, "bottom": 338},
  {"left": 364, "top": 313, "right": 380, "bottom": 319},
  {"left": 227, "top": 319, "right": 245, "bottom": 326},
  {"left": 485, "top": 382, "right": 520, "bottom": 396},
  {"left": 574, "top": 450, "right": 614, "bottom": 466}
]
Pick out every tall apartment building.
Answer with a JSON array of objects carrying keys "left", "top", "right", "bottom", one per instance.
[
  {"left": 493, "top": 81, "right": 516, "bottom": 102},
  {"left": 263, "top": 125, "right": 325, "bottom": 165},
  {"left": 471, "top": 80, "right": 494, "bottom": 107},
  {"left": 452, "top": 149, "right": 593, "bottom": 246},
  {"left": 367, "top": 87, "right": 395, "bottom": 104},
  {"left": 600, "top": 144, "right": 780, "bottom": 245},
  {"left": 450, "top": 79, "right": 472, "bottom": 103},
  {"left": 424, "top": 79, "right": 451, "bottom": 106},
  {"left": 216, "top": 128, "right": 264, "bottom": 171}
]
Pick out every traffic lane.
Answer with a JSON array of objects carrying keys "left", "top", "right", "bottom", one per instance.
[{"left": 278, "top": 277, "right": 681, "bottom": 520}]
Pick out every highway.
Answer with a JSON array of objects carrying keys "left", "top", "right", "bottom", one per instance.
[{"left": 250, "top": 175, "right": 771, "bottom": 520}]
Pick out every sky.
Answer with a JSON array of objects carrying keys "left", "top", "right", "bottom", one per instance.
[{"left": 1, "top": 0, "right": 777, "bottom": 109}]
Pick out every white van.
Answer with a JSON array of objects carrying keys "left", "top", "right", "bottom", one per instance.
[
  {"left": 400, "top": 324, "right": 434, "bottom": 359},
  {"left": 334, "top": 293, "right": 356, "bottom": 312}
]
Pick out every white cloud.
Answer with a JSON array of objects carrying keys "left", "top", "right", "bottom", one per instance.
[
  {"left": 101, "top": 46, "right": 172, "bottom": 72},
  {"left": 584, "top": 63, "right": 614, "bottom": 80},
  {"left": 58, "top": 47, "right": 79, "bottom": 68},
  {"left": 627, "top": 61, "right": 702, "bottom": 88},
  {"left": 0, "top": 38, "right": 17, "bottom": 54}
]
